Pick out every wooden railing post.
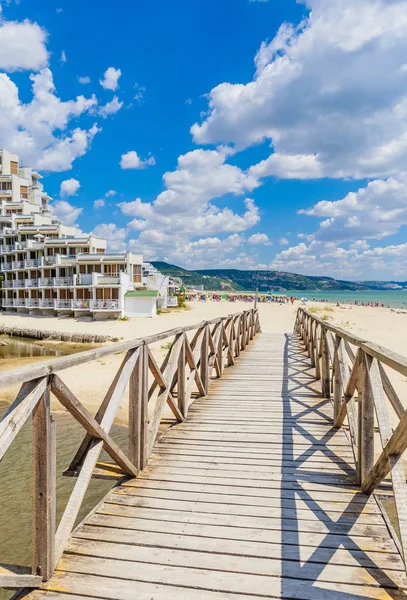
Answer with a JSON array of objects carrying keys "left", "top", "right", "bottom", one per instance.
[
  {"left": 178, "top": 334, "right": 186, "bottom": 416},
  {"left": 32, "top": 382, "right": 56, "bottom": 581},
  {"left": 333, "top": 334, "right": 342, "bottom": 421},
  {"left": 357, "top": 353, "right": 374, "bottom": 485},
  {"left": 129, "top": 345, "right": 148, "bottom": 471},
  {"left": 200, "top": 324, "right": 209, "bottom": 395},
  {"left": 321, "top": 328, "right": 330, "bottom": 399}
]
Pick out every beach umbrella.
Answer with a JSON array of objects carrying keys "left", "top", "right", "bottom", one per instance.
[{"left": 301, "top": 297, "right": 308, "bottom": 303}]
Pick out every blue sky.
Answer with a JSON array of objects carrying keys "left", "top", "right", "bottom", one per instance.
[{"left": 1, "top": 0, "right": 407, "bottom": 280}]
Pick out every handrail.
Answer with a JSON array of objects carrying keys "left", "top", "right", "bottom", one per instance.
[
  {"left": 295, "top": 307, "right": 407, "bottom": 571},
  {"left": 0, "top": 308, "right": 261, "bottom": 590}
]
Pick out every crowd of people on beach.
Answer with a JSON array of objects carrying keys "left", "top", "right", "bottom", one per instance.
[{"left": 183, "top": 291, "right": 407, "bottom": 310}]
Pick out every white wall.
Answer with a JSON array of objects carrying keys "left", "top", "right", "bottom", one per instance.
[{"left": 124, "top": 296, "right": 157, "bottom": 318}]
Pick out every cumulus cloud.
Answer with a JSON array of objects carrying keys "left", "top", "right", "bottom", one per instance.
[
  {"left": 100, "top": 67, "right": 121, "bottom": 91},
  {"left": 118, "top": 149, "right": 260, "bottom": 236},
  {"left": 105, "top": 189, "right": 117, "bottom": 197},
  {"left": 299, "top": 176, "right": 407, "bottom": 243},
  {"left": 0, "top": 18, "right": 48, "bottom": 71},
  {"left": 60, "top": 178, "right": 80, "bottom": 197},
  {"left": 279, "top": 237, "right": 289, "bottom": 245},
  {"left": 91, "top": 223, "right": 127, "bottom": 252},
  {"left": 93, "top": 199, "right": 105, "bottom": 209},
  {"left": 0, "top": 65, "right": 100, "bottom": 171},
  {"left": 78, "top": 76, "right": 91, "bottom": 84},
  {"left": 99, "top": 95, "right": 123, "bottom": 118},
  {"left": 51, "top": 200, "right": 82, "bottom": 226},
  {"left": 120, "top": 150, "right": 156, "bottom": 170},
  {"left": 248, "top": 233, "right": 272, "bottom": 245},
  {"left": 192, "top": 0, "right": 407, "bottom": 181},
  {"left": 270, "top": 239, "right": 407, "bottom": 280}
]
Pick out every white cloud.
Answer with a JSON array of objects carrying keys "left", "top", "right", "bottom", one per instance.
[
  {"left": 133, "top": 83, "right": 145, "bottom": 103},
  {"left": 105, "top": 189, "right": 117, "bottom": 197},
  {"left": 299, "top": 176, "right": 407, "bottom": 242},
  {"left": 51, "top": 200, "right": 82, "bottom": 226},
  {"left": 270, "top": 239, "right": 407, "bottom": 280},
  {"left": 99, "top": 95, "right": 123, "bottom": 118},
  {"left": 118, "top": 149, "right": 260, "bottom": 236},
  {"left": 78, "top": 76, "right": 91, "bottom": 84},
  {"left": 0, "top": 18, "right": 48, "bottom": 71},
  {"left": 91, "top": 223, "right": 127, "bottom": 252},
  {"left": 60, "top": 50, "right": 67, "bottom": 64},
  {"left": 60, "top": 178, "right": 80, "bottom": 197},
  {"left": 248, "top": 233, "right": 272, "bottom": 245},
  {"left": 128, "top": 218, "right": 147, "bottom": 231},
  {"left": 120, "top": 150, "right": 156, "bottom": 170},
  {"left": 192, "top": 0, "right": 407, "bottom": 181},
  {"left": 100, "top": 67, "right": 121, "bottom": 91},
  {"left": 93, "top": 199, "right": 105, "bottom": 209},
  {"left": 0, "top": 64, "right": 100, "bottom": 171},
  {"left": 279, "top": 237, "right": 289, "bottom": 245}
]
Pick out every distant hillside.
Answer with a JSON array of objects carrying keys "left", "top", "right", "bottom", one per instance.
[{"left": 151, "top": 262, "right": 407, "bottom": 292}]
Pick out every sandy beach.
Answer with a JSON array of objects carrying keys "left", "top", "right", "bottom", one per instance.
[{"left": 0, "top": 300, "right": 406, "bottom": 421}]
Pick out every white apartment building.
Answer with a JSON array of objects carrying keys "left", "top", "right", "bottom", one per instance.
[{"left": 0, "top": 149, "right": 168, "bottom": 318}]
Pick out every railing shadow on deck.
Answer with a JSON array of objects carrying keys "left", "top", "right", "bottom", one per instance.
[
  {"left": 0, "top": 308, "right": 260, "bottom": 592},
  {"left": 285, "top": 316, "right": 407, "bottom": 597}
]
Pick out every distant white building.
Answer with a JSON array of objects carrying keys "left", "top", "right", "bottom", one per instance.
[{"left": 0, "top": 149, "right": 172, "bottom": 318}]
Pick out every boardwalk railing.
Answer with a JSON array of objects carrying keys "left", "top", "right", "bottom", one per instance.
[
  {"left": 295, "top": 307, "right": 407, "bottom": 568},
  {"left": 0, "top": 308, "right": 260, "bottom": 590}
]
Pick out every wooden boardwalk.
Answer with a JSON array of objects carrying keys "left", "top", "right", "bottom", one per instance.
[{"left": 27, "top": 333, "right": 407, "bottom": 600}]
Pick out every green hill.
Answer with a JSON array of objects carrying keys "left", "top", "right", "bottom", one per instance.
[{"left": 151, "top": 261, "right": 407, "bottom": 292}]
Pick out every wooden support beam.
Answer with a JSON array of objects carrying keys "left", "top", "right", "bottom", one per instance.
[
  {"left": 200, "top": 325, "right": 209, "bottom": 395},
  {"left": 32, "top": 385, "right": 56, "bottom": 581},
  {"left": 0, "top": 377, "right": 47, "bottom": 461},
  {"left": 358, "top": 354, "right": 374, "bottom": 486},
  {"left": 177, "top": 334, "right": 186, "bottom": 417},
  {"left": 51, "top": 374, "right": 138, "bottom": 478}
]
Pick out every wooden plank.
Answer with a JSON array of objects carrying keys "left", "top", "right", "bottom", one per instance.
[
  {"left": 0, "top": 564, "right": 41, "bottom": 588},
  {"left": 54, "top": 348, "right": 140, "bottom": 566},
  {"left": 177, "top": 334, "right": 186, "bottom": 417},
  {"left": 32, "top": 385, "right": 56, "bottom": 581},
  {"left": 128, "top": 346, "right": 145, "bottom": 470},
  {"left": 0, "top": 377, "right": 47, "bottom": 461},
  {"left": 200, "top": 325, "right": 209, "bottom": 394},
  {"left": 51, "top": 374, "right": 138, "bottom": 477}
]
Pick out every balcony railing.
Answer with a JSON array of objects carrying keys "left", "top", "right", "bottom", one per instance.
[
  {"left": 25, "top": 279, "right": 39, "bottom": 288},
  {"left": 72, "top": 300, "right": 90, "bottom": 310},
  {"left": 54, "top": 277, "right": 74, "bottom": 287},
  {"left": 0, "top": 245, "right": 13, "bottom": 254},
  {"left": 25, "top": 259, "right": 41, "bottom": 268},
  {"left": 12, "top": 261, "right": 25, "bottom": 270},
  {"left": 14, "top": 298, "right": 26, "bottom": 307},
  {"left": 41, "top": 299, "right": 55, "bottom": 308},
  {"left": 27, "top": 298, "right": 40, "bottom": 308},
  {"left": 55, "top": 299, "right": 73, "bottom": 310},
  {"left": 3, "top": 280, "right": 12, "bottom": 288},
  {"left": 2, "top": 298, "right": 14, "bottom": 307},
  {"left": 12, "top": 280, "right": 24, "bottom": 288},
  {"left": 39, "top": 278, "right": 54, "bottom": 287},
  {"left": 89, "top": 299, "right": 120, "bottom": 311},
  {"left": 1, "top": 262, "right": 12, "bottom": 271}
]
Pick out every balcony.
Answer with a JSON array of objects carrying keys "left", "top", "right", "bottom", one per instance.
[
  {"left": 27, "top": 298, "right": 40, "bottom": 308},
  {"left": 1, "top": 262, "right": 12, "bottom": 271},
  {"left": 2, "top": 298, "right": 14, "bottom": 308},
  {"left": 14, "top": 298, "right": 26, "bottom": 307},
  {"left": 54, "top": 277, "right": 74, "bottom": 287},
  {"left": 24, "top": 259, "right": 41, "bottom": 268},
  {"left": 41, "top": 299, "right": 55, "bottom": 308},
  {"left": 39, "top": 277, "right": 53, "bottom": 287},
  {"left": 95, "top": 275, "right": 120, "bottom": 285},
  {"left": 12, "top": 280, "right": 24, "bottom": 288},
  {"left": 3, "top": 280, "right": 12, "bottom": 288},
  {"left": 72, "top": 300, "right": 90, "bottom": 310},
  {"left": 89, "top": 299, "right": 120, "bottom": 311},
  {"left": 55, "top": 299, "right": 73, "bottom": 310},
  {"left": 25, "top": 279, "right": 39, "bottom": 288},
  {"left": 12, "top": 260, "right": 25, "bottom": 270},
  {"left": 0, "top": 244, "right": 13, "bottom": 254}
]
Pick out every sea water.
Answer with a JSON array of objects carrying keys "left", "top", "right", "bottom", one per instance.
[{"left": 278, "top": 290, "right": 407, "bottom": 308}]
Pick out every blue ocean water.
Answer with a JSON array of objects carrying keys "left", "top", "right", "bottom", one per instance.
[{"left": 281, "top": 290, "right": 407, "bottom": 308}]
